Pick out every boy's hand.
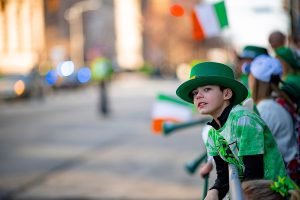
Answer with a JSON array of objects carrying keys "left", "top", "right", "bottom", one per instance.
[
  {"left": 204, "top": 189, "right": 219, "bottom": 200},
  {"left": 199, "top": 162, "right": 213, "bottom": 177}
]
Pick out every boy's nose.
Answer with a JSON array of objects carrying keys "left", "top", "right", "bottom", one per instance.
[{"left": 194, "top": 91, "right": 203, "bottom": 99}]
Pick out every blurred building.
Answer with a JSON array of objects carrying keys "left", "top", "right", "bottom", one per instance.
[
  {"left": 143, "top": 0, "right": 231, "bottom": 76},
  {"left": 288, "top": 0, "right": 300, "bottom": 44},
  {"left": 44, "top": 0, "right": 115, "bottom": 69},
  {"left": 0, "top": 0, "right": 299, "bottom": 76},
  {"left": 0, "top": 0, "right": 45, "bottom": 75}
]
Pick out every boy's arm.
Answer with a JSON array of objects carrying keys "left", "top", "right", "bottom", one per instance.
[
  {"left": 209, "top": 156, "right": 229, "bottom": 199},
  {"left": 242, "top": 154, "right": 264, "bottom": 180},
  {"left": 209, "top": 154, "right": 263, "bottom": 199}
]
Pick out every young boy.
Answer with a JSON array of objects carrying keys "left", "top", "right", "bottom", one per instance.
[{"left": 176, "top": 62, "right": 287, "bottom": 200}]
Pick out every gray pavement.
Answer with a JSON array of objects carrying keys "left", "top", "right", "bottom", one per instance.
[{"left": 0, "top": 74, "right": 215, "bottom": 200}]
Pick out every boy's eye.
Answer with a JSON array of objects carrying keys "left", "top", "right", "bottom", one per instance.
[{"left": 203, "top": 87, "right": 211, "bottom": 92}]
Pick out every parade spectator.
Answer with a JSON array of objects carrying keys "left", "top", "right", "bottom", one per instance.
[
  {"left": 91, "top": 57, "right": 114, "bottom": 116},
  {"left": 176, "top": 62, "right": 287, "bottom": 200},
  {"left": 246, "top": 55, "right": 300, "bottom": 184},
  {"left": 268, "top": 31, "right": 287, "bottom": 50},
  {"left": 279, "top": 75, "right": 300, "bottom": 113},
  {"left": 235, "top": 45, "right": 268, "bottom": 87},
  {"left": 275, "top": 49, "right": 300, "bottom": 171},
  {"left": 235, "top": 45, "right": 269, "bottom": 113},
  {"left": 275, "top": 47, "right": 300, "bottom": 79}
]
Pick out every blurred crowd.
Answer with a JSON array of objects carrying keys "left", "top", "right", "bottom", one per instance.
[{"left": 196, "top": 30, "right": 300, "bottom": 199}]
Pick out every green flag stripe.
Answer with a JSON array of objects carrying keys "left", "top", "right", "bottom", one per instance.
[
  {"left": 157, "top": 93, "right": 193, "bottom": 108},
  {"left": 213, "top": 1, "right": 228, "bottom": 29}
]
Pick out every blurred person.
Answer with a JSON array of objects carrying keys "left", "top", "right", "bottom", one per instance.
[
  {"left": 279, "top": 75, "right": 300, "bottom": 113},
  {"left": 234, "top": 45, "right": 269, "bottom": 114},
  {"left": 275, "top": 47, "right": 300, "bottom": 79},
  {"left": 268, "top": 31, "right": 287, "bottom": 50},
  {"left": 176, "top": 62, "right": 287, "bottom": 200},
  {"left": 278, "top": 74, "right": 300, "bottom": 185},
  {"left": 246, "top": 55, "right": 300, "bottom": 185},
  {"left": 242, "top": 177, "right": 299, "bottom": 200},
  {"left": 91, "top": 57, "right": 114, "bottom": 116},
  {"left": 235, "top": 45, "right": 269, "bottom": 87},
  {"left": 274, "top": 47, "right": 300, "bottom": 114}
]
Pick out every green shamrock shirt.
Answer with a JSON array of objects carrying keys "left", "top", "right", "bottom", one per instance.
[{"left": 206, "top": 105, "right": 287, "bottom": 180}]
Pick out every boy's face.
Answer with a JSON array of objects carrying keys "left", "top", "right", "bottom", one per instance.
[{"left": 192, "top": 85, "right": 232, "bottom": 117}]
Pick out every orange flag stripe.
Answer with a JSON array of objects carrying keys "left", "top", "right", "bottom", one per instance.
[
  {"left": 191, "top": 9, "right": 205, "bottom": 41},
  {"left": 152, "top": 118, "right": 181, "bottom": 134}
]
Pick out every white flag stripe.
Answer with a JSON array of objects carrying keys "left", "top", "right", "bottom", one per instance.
[
  {"left": 195, "top": 4, "right": 220, "bottom": 37},
  {"left": 151, "top": 101, "right": 192, "bottom": 121}
]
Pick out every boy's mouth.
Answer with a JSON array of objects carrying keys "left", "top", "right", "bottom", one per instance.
[{"left": 198, "top": 102, "right": 207, "bottom": 108}]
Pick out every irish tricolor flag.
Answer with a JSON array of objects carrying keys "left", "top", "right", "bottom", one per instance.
[
  {"left": 151, "top": 93, "right": 194, "bottom": 134},
  {"left": 192, "top": 1, "right": 229, "bottom": 41}
]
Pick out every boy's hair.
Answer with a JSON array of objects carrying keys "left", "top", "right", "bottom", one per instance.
[
  {"left": 242, "top": 180, "right": 300, "bottom": 200},
  {"left": 189, "top": 85, "right": 235, "bottom": 104},
  {"left": 219, "top": 85, "right": 235, "bottom": 104}
]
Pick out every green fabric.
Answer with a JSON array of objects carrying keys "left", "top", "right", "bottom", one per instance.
[
  {"left": 176, "top": 62, "right": 248, "bottom": 106},
  {"left": 271, "top": 176, "right": 299, "bottom": 197},
  {"left": 213, "top": 133, "right": 244, "bottom": 176},
  {"left": 253, "top": 104, "right": 259, "bottom": 115},
  {"left": 239, "top": 74, "right": 251, "bottom": 99},
  {"left": 157, "top": 93, "right": 194, "bottom": 108},
  {"left": 239, "top": 46, "right": 268, "bottom": 59},
  {"left": 275, "top": 47, "right": 300, "bottom": 70},
  {"left": 239, "top": 74, "right": 248, "bottom": 88},
  {"left": 214, "top": 1, "right": 228, "bottom": 28},
  {"left": 206, "top": 105, "right": 286, "bottom": 180},
  {"left": 281, "top": 74, "right": 300, "bottom": 104}
]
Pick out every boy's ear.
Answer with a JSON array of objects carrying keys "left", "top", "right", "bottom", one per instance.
[{"left": 223, "top": 88, "right": 233, "bottom": 100}]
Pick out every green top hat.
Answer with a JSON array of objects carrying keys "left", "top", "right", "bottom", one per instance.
[
  {"left": 275, "top": 47, "right": 300, "bottom": 70},
  {"left": 176, "top": 62, "right": 248, "bottom": 105},
  {"left": 239, "top": 45, "right": 269, "bottom": 59}
]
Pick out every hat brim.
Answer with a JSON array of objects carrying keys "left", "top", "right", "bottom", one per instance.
[
  {"left": 176, "top": 76, "right": 248, "bottom": 105},
  {"left": 238, "top": 53, "right": 255, "bottom": 59}
]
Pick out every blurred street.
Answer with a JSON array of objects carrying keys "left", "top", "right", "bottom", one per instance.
[{"left": 0, "top": 75, "right": 212, "bottom": 200}]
